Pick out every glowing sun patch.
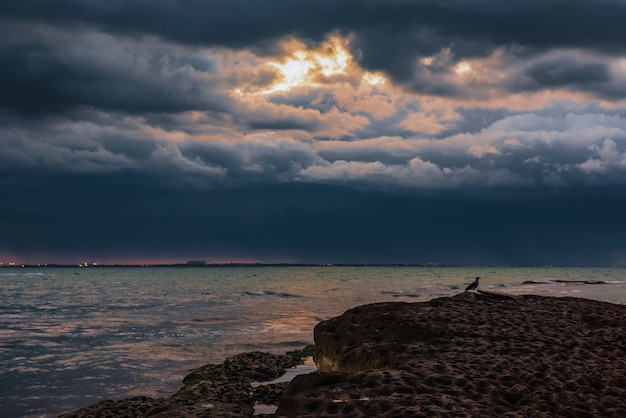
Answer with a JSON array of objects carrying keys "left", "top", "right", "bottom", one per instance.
[
  {"left": 455, "top": 61, "right": 472, "bottom": 75},
  {"left": 258, "top": 36, "right": 385, "bottom": 94}
]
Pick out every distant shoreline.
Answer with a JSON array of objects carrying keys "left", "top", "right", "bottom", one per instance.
[{"left": 1, "top": 263, "right": 624, "bottom": 269}]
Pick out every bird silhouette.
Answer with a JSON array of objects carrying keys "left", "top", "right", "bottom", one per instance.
[{"left": 464, "top": 277, "right": 480, "bottom": 292}]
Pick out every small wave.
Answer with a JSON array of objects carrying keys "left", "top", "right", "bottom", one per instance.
[
  {"left": 1, "top": 272, "right": 53, "bottom": 278},
  {"left": 552, "top": 279, "right": 606, "bottom": 284},
  {"left": 190, "top": 318, "right": 211, "bottom": 323},
  {"left": 381, "top": 290, "right": 421, "bottom": 298},
  {"left": 523, "top": 279, "right": 612, "bottom": 285},
  {"left": 244, "top": 290, "right": 301, "bottom": 298},
  {"left": 245, "top": 291, "right": 272, "bottom": 296}
]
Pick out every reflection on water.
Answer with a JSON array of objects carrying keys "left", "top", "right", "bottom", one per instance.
[{"left": 0, "top": 266, "right": 625, "bottom": 417}]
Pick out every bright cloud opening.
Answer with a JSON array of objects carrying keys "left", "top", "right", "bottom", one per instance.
[
  {"left": 455, "top": 61, "right": 472, "bottom": 75},
  {"left": 269, "top": 51, "right": 317, "bottom": 92},
  {"left": 256, "top": 36, "right": 386, "bottom": 94}
]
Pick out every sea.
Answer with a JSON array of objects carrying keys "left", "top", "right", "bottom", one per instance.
[{"left": 1, "top": 265, "right": 625, "bottom": 418}]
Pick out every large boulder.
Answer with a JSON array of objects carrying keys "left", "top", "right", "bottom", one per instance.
[{"left": 277, "top": 292, "right": 626, "bottom": 417}]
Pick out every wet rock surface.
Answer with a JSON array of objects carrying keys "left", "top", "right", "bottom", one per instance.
[
  {"left": 59, "top": 347, "right": 314, "bottom": 418},
  {"left": 277, "top": 292, "right": 626, "bottom": 417}
]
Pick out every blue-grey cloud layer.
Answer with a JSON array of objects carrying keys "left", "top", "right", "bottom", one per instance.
[{"left": 2, "top": 0, "right": 626, "bottom": 264}]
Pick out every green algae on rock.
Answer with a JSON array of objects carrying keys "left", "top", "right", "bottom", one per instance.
[{"left": 59, "top": 345, "right": 315, "bottom": 418}]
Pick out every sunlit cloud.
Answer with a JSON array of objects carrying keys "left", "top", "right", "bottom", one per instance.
[
  {"left": 241, "top": 35, "right": 387, "bottom": 95},
  {"left": 578, "top": 139, "right": 626, "bottom": 173},
  {"left": 3, "top": 5, "right": 626, "bottom": 193}
]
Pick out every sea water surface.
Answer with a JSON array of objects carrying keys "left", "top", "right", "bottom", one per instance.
[{"left": 1, "top": 266, "right": 625, "bottom": 417}]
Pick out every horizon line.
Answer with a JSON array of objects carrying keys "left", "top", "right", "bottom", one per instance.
[{"left": 1, "top": 262, "right": 622, "bottom": 268}]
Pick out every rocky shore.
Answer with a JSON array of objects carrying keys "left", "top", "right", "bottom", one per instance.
[
  {"left": 59, "top": 347, "right": 315, "bottom": 418},
  {"left": 61, "top": 291, "right": 626, "bottom": 417}
]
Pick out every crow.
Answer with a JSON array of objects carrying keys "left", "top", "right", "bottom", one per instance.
[{"left": 464, "top": 277, "right": 480, "bottom": 292}]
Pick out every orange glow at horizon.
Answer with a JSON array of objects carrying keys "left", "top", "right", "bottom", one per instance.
[{"left": 0, "top": 253, "right": 266, "bottom": 266}]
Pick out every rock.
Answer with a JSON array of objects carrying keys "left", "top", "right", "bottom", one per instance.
[
  {"left": 59, "top": 346, "right": 315, "bottom": 418},
  {"left": 173, "top": 348, "right": 315, "bottom": 404},
  {"left": 144, "top": 400, "right": 254, "bottom": 417},
  {"left": 58, "top": 396, "right": 164, "bottom": 418},
  {"left": 276, "top": 293, "right": 626, "bottom": 417}
]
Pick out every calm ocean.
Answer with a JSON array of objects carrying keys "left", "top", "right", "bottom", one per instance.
[{"left": 1, "top": 266, "right": 625, "bottom": 418}]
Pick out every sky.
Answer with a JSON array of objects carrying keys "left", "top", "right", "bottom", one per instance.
[{"left": 2, "top": 0, "right": 626, "bottom": 266}]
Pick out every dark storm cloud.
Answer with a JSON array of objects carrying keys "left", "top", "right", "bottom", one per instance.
[
  {"left": 438, "top": 107, "right": 516, "bottom": 137},
  {"left": 98, "top": 136, "right": 158, "bottom": 161},
  {"left": 0, "top": 22, "right": 232, "bottom": 116},
  {"left": 2, "top": 178, "right": 626, "bottom": 265},
  {"left": 505, "top": 55, "right": 626, "bottom": 100},
  {"left": 526, "top": 59, "right": 610, "bottom": 87},
  {"left": 3, "top": 0, "right": 625, "bottom": 50},
  {"left": 245, "top": 116, "right": 320, "bottom": 131},
  {"left": 268, "top": 92, "right": 334, "bottom": 113},
  {"left": 3, "top": 0, "right": 626, "bottom": 92}
]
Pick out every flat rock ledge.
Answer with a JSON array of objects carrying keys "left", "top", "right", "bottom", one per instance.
[
  {"left": 59, "top": 346, "right": 314, "bottom": 418},
  {"left": 277, "top": 292, "right": 626, "bottom": 417}
]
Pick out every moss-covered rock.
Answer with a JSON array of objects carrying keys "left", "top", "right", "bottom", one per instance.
[{"left": 59, "top": 345, "right": 316, "bottom": 418}]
